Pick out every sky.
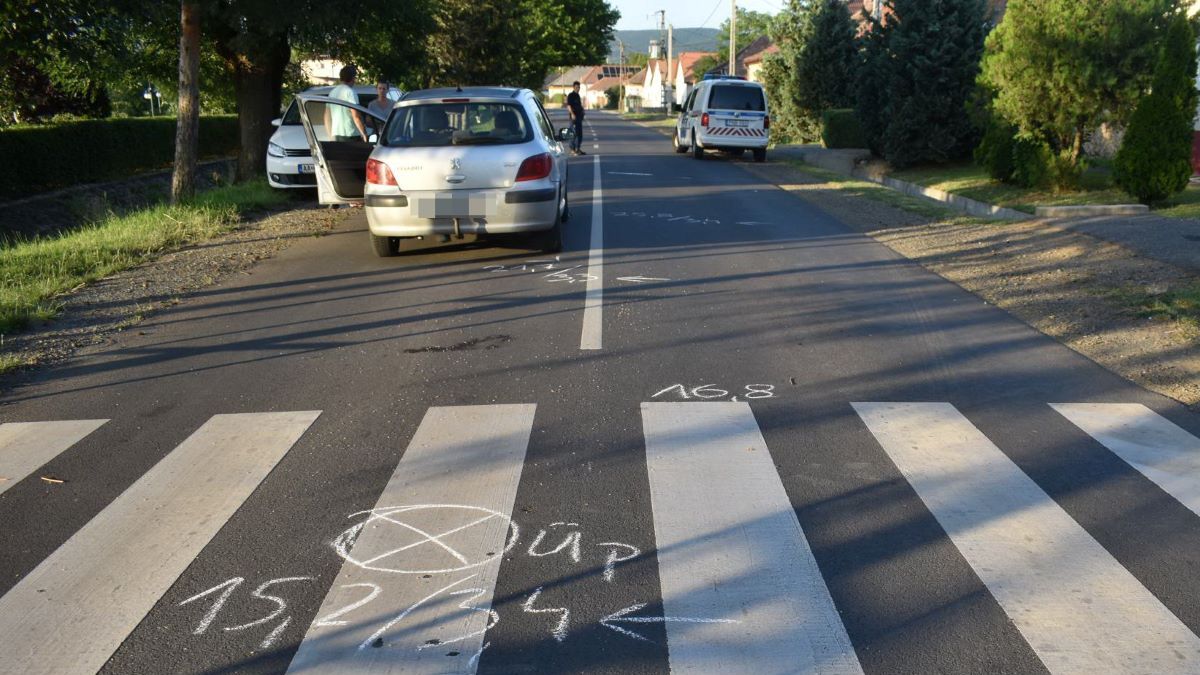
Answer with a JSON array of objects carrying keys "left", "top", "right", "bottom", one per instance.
[{"left": 611, "top": 0, "right": 782, "bottom": 31}]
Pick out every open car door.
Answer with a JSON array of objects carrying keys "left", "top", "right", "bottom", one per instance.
[{"left": 294, "top": 93, "right": 387, "bottom": 206}]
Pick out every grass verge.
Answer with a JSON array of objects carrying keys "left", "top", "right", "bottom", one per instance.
[
  {"left": 888, "top": 163, "right": 1133, "bottom": 213},
  {"left": 1110, "top": 282, "right": 1200, "bottom": 328},
  {"left": 785, "top": 161, "right": 991, "bottom": 223},
  {"left": 889, "top": 162, "right": 1200, "bottom": 220},
  {"left": 0, "top": 179, "right": 286, "bottom": 335}
]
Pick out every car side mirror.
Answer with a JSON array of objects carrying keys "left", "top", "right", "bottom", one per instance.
[
  {"left": 557, "top": 127, "right": 574, "bottom": 141},
  {"left": 271, "top": 118, "right": 282, "bottom": 127}
]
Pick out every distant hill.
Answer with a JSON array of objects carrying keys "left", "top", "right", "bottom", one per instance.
[{"left": 608, "top": 28, "right": 720, "bottom": 62}]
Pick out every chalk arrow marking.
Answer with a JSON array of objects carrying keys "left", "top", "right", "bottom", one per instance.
[
  {"left": 616, "top": 276, "right": 670, "bottom": 284},
  {"left": 599, "top": 602, "right": 739, "bottom": 643}
]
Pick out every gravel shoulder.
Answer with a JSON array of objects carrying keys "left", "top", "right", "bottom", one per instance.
[
  {"left": 0, "top": 200, "right": 350, "bottom": 391},
  {"left": 743, "top": 160, "right": 1200, "bottom": 407}
]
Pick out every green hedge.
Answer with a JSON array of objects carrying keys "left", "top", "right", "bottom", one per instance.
[
  {"left": 0, "top": 116, "right": 239, "bottom": 199},
  {"left": 821, "top": 109, "right": 868, "bottom": 149}
]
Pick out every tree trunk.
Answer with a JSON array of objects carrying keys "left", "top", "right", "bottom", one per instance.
[
  {"left": 228, "top": 33, "right": 290, "bottom": 182},
  {"left": 171, "top": 1, "right": 201, "bottom": 204}
]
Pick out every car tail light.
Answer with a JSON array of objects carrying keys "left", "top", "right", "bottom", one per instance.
[
  {"left": 516, "top": 153, "right": 553, "bottom": 182},
  {"left": 701, "top": 112, "right": 710, "bottom": 127},
  {"left": 366, "top": 158, "right": 397, "bottom": 186},
  {"left": 764, "top": 115, "right": 770, "bottom": 129}
]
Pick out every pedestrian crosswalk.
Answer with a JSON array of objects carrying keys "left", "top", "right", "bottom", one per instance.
[{"left": 2, "top": 400, "right": 1200, "bottom": 673}]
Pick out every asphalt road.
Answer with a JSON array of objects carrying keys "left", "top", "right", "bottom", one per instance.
[{"left": 3, "top": 111, "right": 1200, "bottom": 674}]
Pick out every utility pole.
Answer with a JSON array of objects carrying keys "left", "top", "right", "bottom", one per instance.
[
  {"left": 667, "top": 24, "right": 674, "bottom": 109},
  {"left": 729, "top": 0, "right": 737, "bottom": 77},
  {"left": 618, "top": 39, "right": 626, "bottom": 113}
]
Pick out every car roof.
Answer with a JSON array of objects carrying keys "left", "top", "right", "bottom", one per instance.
[
  {"left": 400, "top": 87, "right": 525, "bottom": 102},
  {"left": 304, "top": 84, "right": 379, "bottom": 94}
]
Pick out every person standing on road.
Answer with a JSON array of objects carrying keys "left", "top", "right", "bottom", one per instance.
[
  {"left": 367, "top": 81, "right": 393, "bottom": 134},
  {"left": 565, "top": 81, "right": 585, "bottom": 156},
  {"left": 328, "top": 65, "right": 367, "bottom": 142}
]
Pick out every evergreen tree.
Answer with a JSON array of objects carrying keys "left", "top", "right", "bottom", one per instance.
[
  {"left": 1115, "top": 14, "right": 1198, "bottom": 204},
  {"left": 880, "top": 0, "right": 987, "bottom": 167},
  {"left": 795, "top": 0, "right": 858, "bottom": 114},
  {"left": 765, "top": 0, "right": 822, "bottom": 143},
  {"left": 980, "top": 0, "right": 1174, "bottom": 168},
  {"left": 853, "top": 9, "right": 892, "bottom": 157}
]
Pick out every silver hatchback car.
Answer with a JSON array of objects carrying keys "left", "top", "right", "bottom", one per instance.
[{"left": 294, "top": 87, "right": 573, "bottom": 257}]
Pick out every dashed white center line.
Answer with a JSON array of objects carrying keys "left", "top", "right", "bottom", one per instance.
[{"left": 580, "top": 155, "right": 603, "bottom": 350}]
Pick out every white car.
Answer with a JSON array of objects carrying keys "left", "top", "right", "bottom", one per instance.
[
  {"left": 293, "top": 87, "right": 574, "bottom": 257},
  {"left": 674, "top": 76, "right": 770, "bottom": 162},
  {"left": 266, "top": 85, "right": 400, "bottom": 189}
]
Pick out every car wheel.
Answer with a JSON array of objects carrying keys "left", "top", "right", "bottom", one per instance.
[
  {"left": 753, "top": 147, "right": 767, "bottom": 163},
  {"left": 673, "top": 132, "right": 688, "bottom": 154},
  {"left": 370, "top": 232, "right": 399, "bottom": 257},
  {"left": 691, "top": 133, "right": 703, "bottom": 160}
]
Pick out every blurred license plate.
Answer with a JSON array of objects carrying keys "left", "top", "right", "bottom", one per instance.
[
  {"left": 298, "top": 164, "right": 315, "bottom": 173},
  {"left": 726, "top": 120, "right": 749, "bottom": 128},
  {"left": 415, "top": 192, "right": 498, "bottom": 218}
]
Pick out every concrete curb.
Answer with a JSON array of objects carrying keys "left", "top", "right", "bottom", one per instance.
[
  {"left": 870, "top": 175, "right": 1033, "bottom": 220},
  {"left": 1034, "top": 204, "right": 1148, "bottom": 218}
]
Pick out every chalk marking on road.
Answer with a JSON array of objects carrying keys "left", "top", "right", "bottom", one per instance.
[
  {"left": 596, "top": 542, "right": 640, "bottom": 583},
  {"left": 1052, "top": 403, "right": 1200, "bottom": 518},
  {"left": 522, "top": 587, "right": 571, "bottom": 642},
  {"left": 854, "top": 402, "right": 1200, "bottom": 674},
  {"left": 288, "top": 404, "right": 534, "bottom": 674},
  {"left": 0, "top": 411, "right": 320, "bottom": 675},
  {"left": 614, "top": 275, "right": 672, "bottom": 282},
  {"left": 641, "top": 402, "right": 863, "bottom": 674},
  {"left": 580, "top": 155, "right": 604, "bottom": 350},
  {"left": 598, "top": 602, "right": 740, "bottom": 644},
  {"left": 0, "top": 419, "right": 107, "bottom": 496},
  {"left": 608, "top": 171, "right": 652, "bottom": 176}
]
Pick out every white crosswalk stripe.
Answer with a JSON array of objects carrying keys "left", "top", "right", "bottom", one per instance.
[
  {"left": 0, "top": 411, "right": 321, "bottom": 675},
  {"left": 0, "top": 419, "right": 107, "bottom": 496},
  {"left": 287, "top": 404, "right": 536, "bottom": 674},
  {"left": 1052, "top": 403, "right": 1200, "bottom": 518},
  {"left": 642, "top": 402, "right": 863, "bottom": 675},
  {"left": 5, "top": 400, "right": 1200, "bottom": 674},
  {"left": 854, "top": 402, "right": 1200, "bottom": 674}
]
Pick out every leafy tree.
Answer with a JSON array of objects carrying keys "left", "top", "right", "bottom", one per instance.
[
  {"left": 1115, "top": 14, "right": 1198, "bottom": 204},
  {"left": 980, "top": 0, "right": 1174, "bottom": 167},
  {"left": 762, "top": 0, "right": 818, "bottom": 143},
  {"left": 627, "top": 52, "right": 650, "bottom": 68},
  {"left": 794, "top": 0, "right": 857, "bottom": 114},
  {"left": 879, "top": 0, "right": 987, "bottom": 167},
  {"left": 715, "top": 8, "right": 775, "bottom": 65}
]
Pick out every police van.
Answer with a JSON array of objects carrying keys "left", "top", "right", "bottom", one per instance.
[{"left": 673, "top": 76, "right": 770, "bottom": 162}]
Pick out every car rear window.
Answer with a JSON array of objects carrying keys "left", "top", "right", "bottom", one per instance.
[
  {"left": 708, "top": 85, "right": 765, "bottom": 112},
  {"left": 383, "top": 102, "right": 533, "bottom": 147}
]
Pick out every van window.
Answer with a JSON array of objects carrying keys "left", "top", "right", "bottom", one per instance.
[
  {"left": 708, "top": 85, "right": 765, "bottom": 112},
  {"left": 383, "top": 102, "right": 533, "bottom": 147}
]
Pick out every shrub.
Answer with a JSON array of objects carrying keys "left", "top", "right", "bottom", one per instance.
[
  {"left": 604, "top": 87, "right": 620, "bottom": 110},
  {"left": 1114, "top": 15, "right": 1197, "bottom": 205},
  {"left": 821, "top": 109, "right": 867, "bottom": 148},
  {"left": 975, "top": 115, "right": 1018, "bottom": 182},
  {"left": 0, "top": 116, "right": 238, "bottom": 199}
]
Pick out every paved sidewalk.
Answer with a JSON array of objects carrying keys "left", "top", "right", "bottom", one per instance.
[{"left": 1051, "top": 214, "right": 1200, "bottom": 274}]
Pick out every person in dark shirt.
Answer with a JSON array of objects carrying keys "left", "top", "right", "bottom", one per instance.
[{"left": 565, "top": 81, "right": 585, "bottom": 155}]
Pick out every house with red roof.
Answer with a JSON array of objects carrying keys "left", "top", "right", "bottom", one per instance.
[{"left": 672, "top": 51, "right": 717, "bottom": 108}]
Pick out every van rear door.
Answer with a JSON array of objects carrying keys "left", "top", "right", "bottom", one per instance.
[{"left": 705, "top": 84, "right": 768, "bottom": 141}]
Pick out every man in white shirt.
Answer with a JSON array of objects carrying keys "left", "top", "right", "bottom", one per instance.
[{"left": 328, "top": 65, "right": 366, "bottom": 142}]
